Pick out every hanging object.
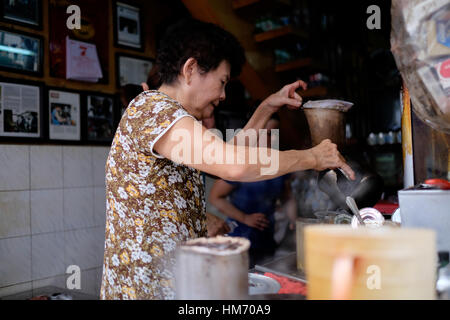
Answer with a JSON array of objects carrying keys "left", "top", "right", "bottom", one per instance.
[{"left": 391, "top": 0, "right": 450, "bottom": 133}]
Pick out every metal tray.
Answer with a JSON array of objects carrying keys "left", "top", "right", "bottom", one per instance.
[
  {"left": 248, "top": 273, "right": 281, "bottom": 295},
  {"left": 254, "top": 252, "right": 307, "bottom": 283}
]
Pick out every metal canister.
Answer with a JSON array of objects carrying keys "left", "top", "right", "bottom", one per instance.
[{"left": 351, "top": 207, "right": 385, "bottom": 228}]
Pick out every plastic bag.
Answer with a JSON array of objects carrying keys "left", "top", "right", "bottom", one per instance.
[{"left": 391, "top": 0, "right": 450, "bottom": 133}]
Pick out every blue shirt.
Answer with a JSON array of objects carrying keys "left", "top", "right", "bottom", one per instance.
[{"left": 225, "top": 174, "right": 289, "bottom": 249}]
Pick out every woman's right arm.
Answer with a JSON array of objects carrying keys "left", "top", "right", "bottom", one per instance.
[
  {"left": 209, "top": 180, "right": 269, "bottom": 231},
  {"left": 153, "top": 116, "right": 355, "bottom": 182}
]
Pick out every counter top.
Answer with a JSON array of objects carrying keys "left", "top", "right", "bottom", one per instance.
[
  {"left": 254, "top": 252, "right": 306, "bottom": 283},
  {"left": 0, "top": 286, "right": 98, "bottom": 300}
]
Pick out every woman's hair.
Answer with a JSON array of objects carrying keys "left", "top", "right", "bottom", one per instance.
[{"left": 156, "top": 18, "right": 246, "bottom": 85}]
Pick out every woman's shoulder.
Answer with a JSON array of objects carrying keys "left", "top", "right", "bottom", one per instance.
[
  {"left": 132, "top": 90, "right": 177, "bottom": 107},
  {"left": 129, "top": 90, "right": 191, "bottom": 118}
]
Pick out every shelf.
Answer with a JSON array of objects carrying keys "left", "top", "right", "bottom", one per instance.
[
  {"left": 232, "top": 0, "right": 262, "bottom": 10},
  {"left": 232, "top": 0, "right": 292, "bottom": 18},
  {"left": 254, "top": 25, "right": 307, "bottom": 43},
  {"left": 298, "top": 86, "right": 328, "bottom": 98},
  {"left": 275, "top": 58, "right": 312, "bottom": 72}
]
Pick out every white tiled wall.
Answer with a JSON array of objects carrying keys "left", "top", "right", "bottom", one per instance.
[{"left": 0, "top": 145, "right": 110, "bottom": 299}]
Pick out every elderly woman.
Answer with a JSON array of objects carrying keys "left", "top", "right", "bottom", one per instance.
[{"left": 100, "top": 19, "right": 354, "bottom": 300}]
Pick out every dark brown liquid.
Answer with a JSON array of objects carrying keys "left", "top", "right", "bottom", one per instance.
[{"left": 183, "top": 240, "right": 241, "bottom": 251}]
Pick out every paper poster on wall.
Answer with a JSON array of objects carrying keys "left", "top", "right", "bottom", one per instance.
[
  {"left": 48, "top": 89, "right": 80, "bottom": 141},
  {"left": 0, "top": 81, "right": 40, "bottom": 138},
  {"left": 49, "top": 0, "right": 109, "bottom": 81},
  {"left": 66, "top": 37, "right": 103, "bottom": 82}
]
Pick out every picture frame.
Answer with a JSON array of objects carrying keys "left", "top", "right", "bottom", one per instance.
[
  {"left": 46, "top": 87, "right": 81, "bottom": 142},
  {"left": 84, "top": 91, "right": 117, "bottom": 144},
  {"left": 0, "top": 77, "right": 44, "bottom": 140},
  {"left": 48, "top": 0, "right": 110, "bottom": 84},
  {"left": 113, "top": 1, "right": 143, "bottom": 51},
  {"left": 0, "top": 0, "right": 42, "bottom": 30},
  {"left": 116, "top": 53, "right": 153, "bottom": 88},
  {"left": 0, "top": 28, "right": 43, "bottom": 76}
]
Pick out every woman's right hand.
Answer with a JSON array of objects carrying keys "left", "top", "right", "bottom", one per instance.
[
  {"left": 260, "top": 80, "right": 308, "bottom": 113},
  {"left": 243, "top": 213, "right": 269, "bottom": 231},
  {"left": 310, "top": 139, "right": 355, "bottom": 180}
]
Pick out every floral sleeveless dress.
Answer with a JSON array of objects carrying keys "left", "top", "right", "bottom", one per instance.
[{"left": 100, "top": 91, "right": 207, "bottom": 300}]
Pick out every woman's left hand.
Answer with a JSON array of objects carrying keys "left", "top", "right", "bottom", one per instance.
[
  {"left": 261, "top": 80, "right": 307, "bottom": 113},
  {"left": 206, "top": 212, "right": 231, "bottom": 237}
]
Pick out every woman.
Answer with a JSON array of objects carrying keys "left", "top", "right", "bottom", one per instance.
[
  {"left": 100, "top": 18, "right": 354, "bottom": 300},
  {"left": 209, "top": 115, "right": 297, "bottom": 268}
]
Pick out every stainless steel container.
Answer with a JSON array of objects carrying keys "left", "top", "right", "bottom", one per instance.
[
  {"left": 398, "top": 189, "right": 450, "bottom": 253},
  {"left": 175, "top": 236, "right": 250, "bottom": 300}
]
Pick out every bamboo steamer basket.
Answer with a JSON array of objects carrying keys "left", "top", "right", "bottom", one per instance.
[{"left": 304, "top": 225, "right": 436, "bottom": 300}]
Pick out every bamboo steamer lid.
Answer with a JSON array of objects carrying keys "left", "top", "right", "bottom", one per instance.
[{"left": 304, "top": 225, "right": 436, "bottom": 300}]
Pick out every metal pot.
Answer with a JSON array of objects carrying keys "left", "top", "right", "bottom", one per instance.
[{"left": 317, "top": 162, "right": 384, "bottom": 212}]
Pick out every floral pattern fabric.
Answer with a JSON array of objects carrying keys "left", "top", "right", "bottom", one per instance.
[{"left": 100, "top": 90, "right": 207, "bottom": 300}]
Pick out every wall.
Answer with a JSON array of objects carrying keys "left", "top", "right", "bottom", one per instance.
[
  {"left": 0, "top": 0, "right": 166, "bottom": 94},
  {"left": 181, "top": 0, "right": 277, "bottom": 100},
  {"left": 0, "top": 145, "right": 110, "bottom": 298},
  {"left": 0, "top": 0, "right": 185, "bottom": 299},
  {"left": 206, "top": 0, "right": 280, "bottom": 92}
]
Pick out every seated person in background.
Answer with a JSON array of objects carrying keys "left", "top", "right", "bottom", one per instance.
[
  {"left": 209, "top": 114, "right": 297, "bottom": 268},
  {"left": 119, "top": 84, "right": 143, "bottom": 115}
]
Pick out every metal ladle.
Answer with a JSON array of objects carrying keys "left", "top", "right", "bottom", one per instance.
[
  {"left": 346, "top": 196, "right": 365, "bottom": 226},
  {"left": 317, "top": 170, "right": 347, "bottom": 209}
]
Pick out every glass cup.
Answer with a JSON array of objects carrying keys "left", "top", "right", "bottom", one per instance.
[
  {"left": 296, "top": 217, "right": 321, "bottom": 272},
  {"left": 314, "top": 210, "right": 339, "bottom": 224}
]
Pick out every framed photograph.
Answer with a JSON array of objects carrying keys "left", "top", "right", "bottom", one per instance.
[
  {"left": 0, "top": 0, "right": 42, "bottom": 29},
  {"left": 47, "top": 88, "right": 81, "bottom": 141},
  {"left": 0, "top": 78, "right": 43, "bottom": 139},
  {"left": 116, "top": 53, "right": 153, "bottom": 87},
  {"left": 0, "top": 28, "right": 43, "bottom": 76},
  {"left": 85, "top": 92, "right": 116, "bottom": 143},
  {"left": 113, "top": 1, "right": 143, "bottom": 51}
]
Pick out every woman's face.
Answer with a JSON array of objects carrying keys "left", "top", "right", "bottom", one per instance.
[{"left": 189, "top": 60, "right": 230, "bottom": 119}]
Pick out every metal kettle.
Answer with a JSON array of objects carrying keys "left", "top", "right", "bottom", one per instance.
[{"left": 317, "top": 160, "right": 384, "bottom": 212}]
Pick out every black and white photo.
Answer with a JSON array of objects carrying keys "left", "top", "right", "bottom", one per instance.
[
  {"left": 86, "top": 93, "right": 115, "bottom": 142},
  {"left": 0, "top": 80, "right": 41, "bottom": 138},
  {"left": 116, "top": 53, "right": 153, "bottom": 87},
  {"left": 114, "top": 1, "right": 142, "bottom": 50}
]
